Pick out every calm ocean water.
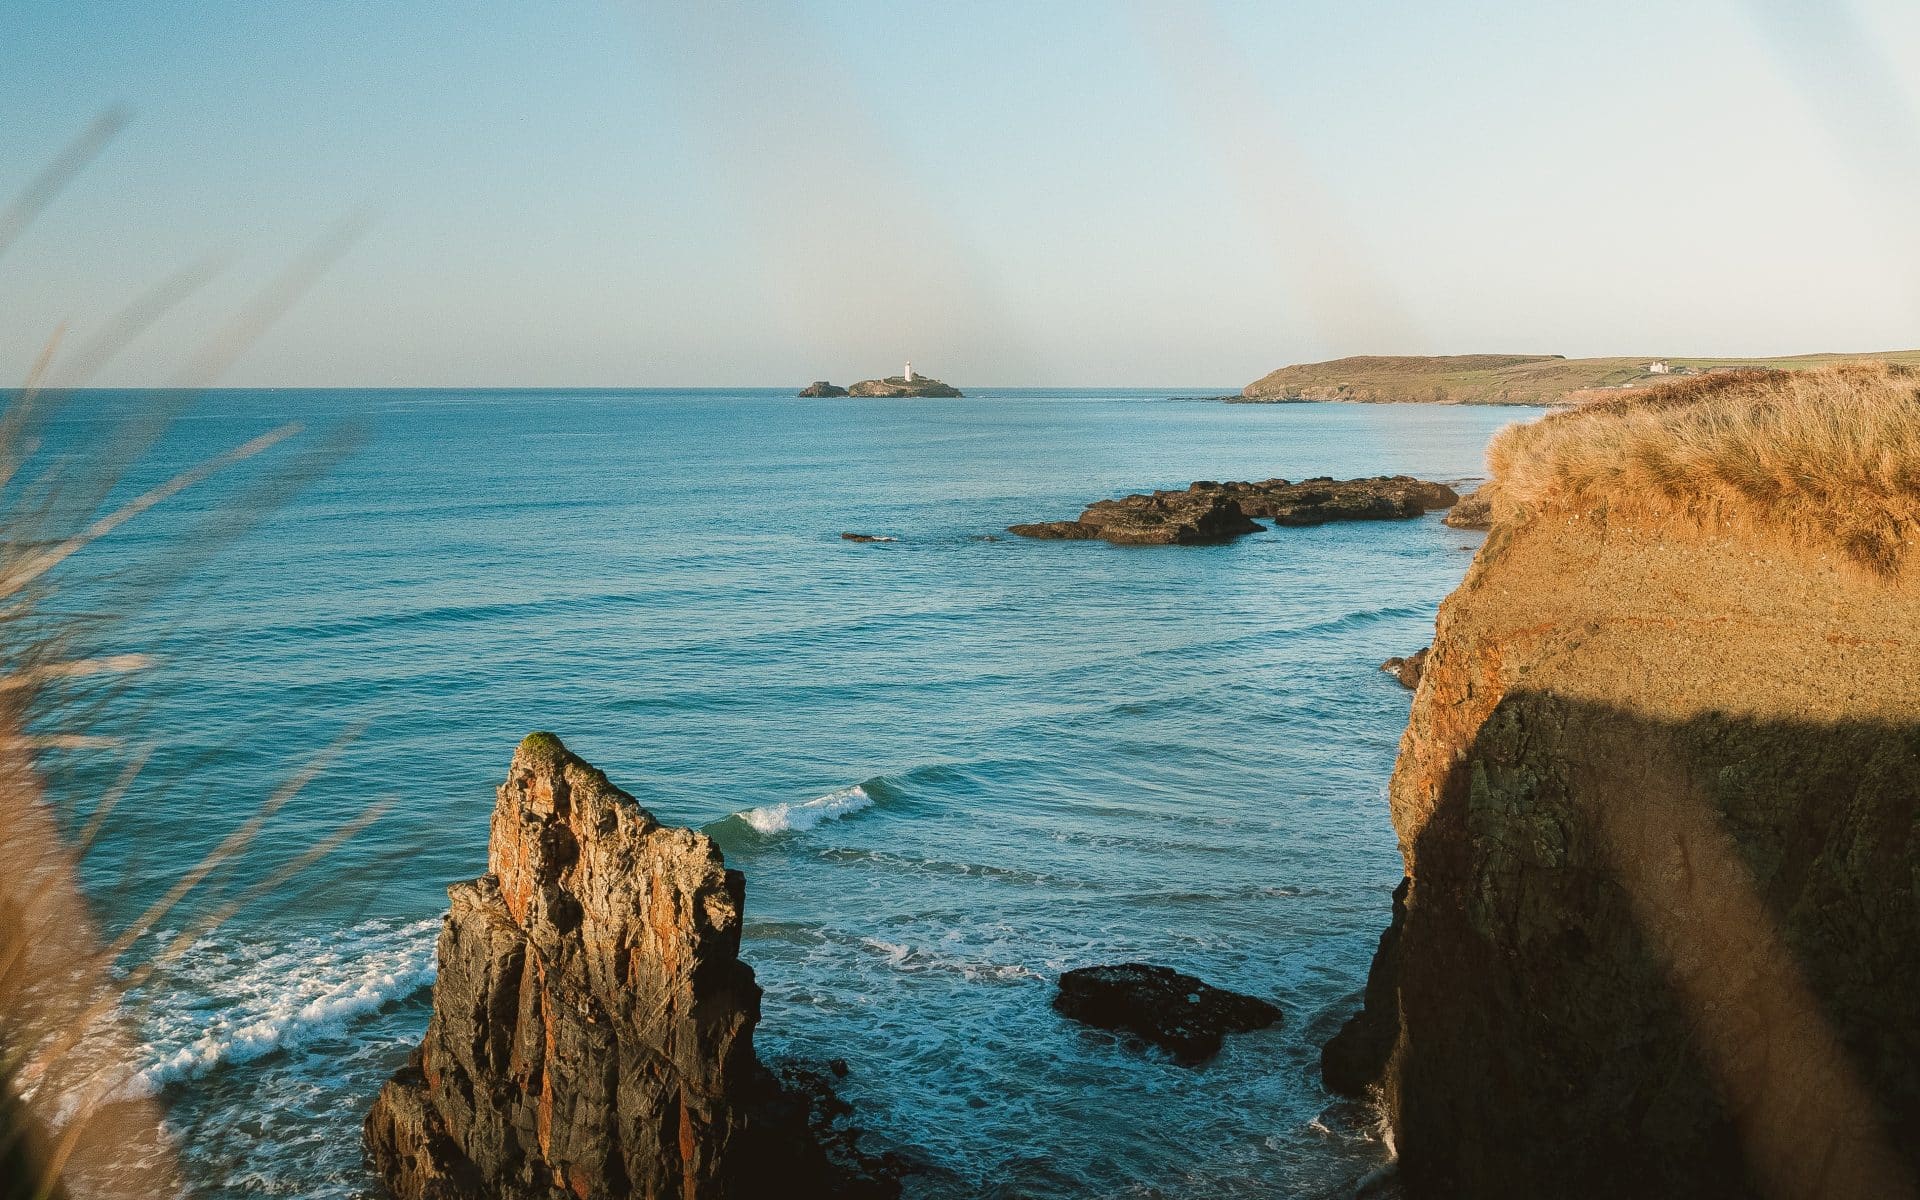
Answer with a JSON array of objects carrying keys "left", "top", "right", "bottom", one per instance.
[{"left": 46, "top": 388, "right": 1535, "bottom": 1198}]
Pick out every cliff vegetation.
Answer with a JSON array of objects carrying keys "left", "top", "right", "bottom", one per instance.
[{"left": 1483, "top": 362, "right": 1920, "bottom": 574}]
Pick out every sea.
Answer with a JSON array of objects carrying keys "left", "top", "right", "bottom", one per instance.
[{"left": 38, "top": 388, "right": 1538, "bottom": 1198}]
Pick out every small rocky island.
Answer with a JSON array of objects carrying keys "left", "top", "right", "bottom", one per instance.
[
  {"left": 1010, "top": 476, "right": 1459, "bottom": 546},
  {"left": 847, "top": 375, "right": 962, "bottom": 398},
  {"left": 802, "top": 363, "right": 962, "bottom": 398}
]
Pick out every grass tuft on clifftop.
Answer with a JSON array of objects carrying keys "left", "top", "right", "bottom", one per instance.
[{"left": 1485, "top": 362, "right": 1920, "bottom": 575}]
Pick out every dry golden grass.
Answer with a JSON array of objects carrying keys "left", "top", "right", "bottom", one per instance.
[
  {"left": 1484, "top": 363, "right": 1920, "bottom": 575},
  {"left": 0, "top": 112, "right": 380, "bottom": 1199}
]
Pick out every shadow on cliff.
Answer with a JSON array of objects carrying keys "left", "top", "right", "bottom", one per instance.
[{"left": 1383, "top": 691, "right": 1918, "bottom": 1200}]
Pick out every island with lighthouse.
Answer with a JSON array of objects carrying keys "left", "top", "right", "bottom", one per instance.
[{"left": 800, "top": 360, "right": 963, "bottom": 398}]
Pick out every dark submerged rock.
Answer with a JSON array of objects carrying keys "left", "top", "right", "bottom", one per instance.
[
  {"left": 1053, "top": 963, "right": 1281, "bottom": 1065},
  {"left": 364, "top": 734, "right": 888, "bottom": 1200},
  {"left": 799, "top": 381, "right": 850, "bottom": 397},
  {"left": 840, "top": 532, "right": 898, "bottom": 543},
  {"left": 1005, "top": 519, "right": 1102, "bottom": 541},
  {"left": 1321, "top": 877, "right": 1408, "bottom": 1096}
]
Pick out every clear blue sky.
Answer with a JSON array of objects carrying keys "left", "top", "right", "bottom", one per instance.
[{"left": 4, "top": 0, "right": 1919, "bottom": 387}]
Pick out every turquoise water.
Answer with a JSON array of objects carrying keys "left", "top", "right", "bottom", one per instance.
[{"left": 49, "top": 389, "right": 1533, "bottom": 1198}]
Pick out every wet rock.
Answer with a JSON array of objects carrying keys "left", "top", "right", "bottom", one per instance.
[
  {"left": 1009, "top": 476, "right": 1458, "bottom": 546},
  {"left": 766, "top": 1062, "right": 912, "bottom": 1199},
  {"left": 1442, "top": 486, "right": 1492, "bottom": 529},
  {"left": 840, "top": 533, "right": 898, "bottom": 543},
  {"left": 799, "top": 381, "right": 849, "bottom": 397},
  {"left": 1005, "top": 519, "right": 1101, "bottom": 541},
  {"left": 1053, "top": 963, "right": 1281, "bottom": 1065},
  {"left": 1009, "top": 491, "right": 1262, "bottom": 546},
  {"left": 1321, "top": 877, "right": 1407, "bottom": 1096},
  {"left": 1197, "top": 476, "right": 1459, "bottom": 526},
  {"left": 365, "top": 733, "right": 884, "bottom": 1200},
  {"left": 1380, "top": 648, "right": 1428, "bottom": 689}
]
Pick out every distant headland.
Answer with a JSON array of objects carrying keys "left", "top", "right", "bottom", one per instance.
[
  {"left": 1235, "top": 349, "right": 1920, "bottom": 406},
  {"left": 800, "top": 361, "right": 963, "bottom": 398}
]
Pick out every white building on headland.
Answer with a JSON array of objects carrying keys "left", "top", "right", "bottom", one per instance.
[
  {"left": 1647, "top": 360, "right": 1671, "bottom": 375},
  {"left": 904, "top": 361, "right": 916, "bottom": 382}
]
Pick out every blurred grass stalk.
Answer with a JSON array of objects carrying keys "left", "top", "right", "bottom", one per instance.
[{"left": 0, "top": 109, "right": 381, "bottom": 1198}]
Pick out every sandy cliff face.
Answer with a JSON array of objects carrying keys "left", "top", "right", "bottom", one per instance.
[{"left": 1380, "top": 502, "right": 1920, "bottom": 1198}]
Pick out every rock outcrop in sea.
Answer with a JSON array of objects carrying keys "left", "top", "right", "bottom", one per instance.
[
  {"left": 847, "top": 376, "right": 963, "bottom": 398},
  {"left": 1378, "top": 648, "right": 1427, "bottom": 689},
  {"left": 365, "top": 733, "right": 898, "bottom": 1200},
  {"left": 1009, "top": 476, "right": 1458, "bottom": 545},
  {"left": 799, "top": 381, "right": 849, "bottom": 397},
  {"left": 1349, "top": 366, "right": 1920, "bottom": 1198},
  {"left": 1009, "top": 489, "right": 1262, "bottom": 545},
  {"left": 1200, "top": 477, "right": 1458, "bottom": 524},
  {"left": 1053, "top": 964, "right": 1281, "bottom": 1065},
  {"left": 1440, "top": 486, "right": 1490, "bottom": 529}
]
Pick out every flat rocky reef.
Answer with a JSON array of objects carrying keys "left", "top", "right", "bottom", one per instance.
[{"left": 1009, "top": 475, "right": 1459, "bottom": 545}]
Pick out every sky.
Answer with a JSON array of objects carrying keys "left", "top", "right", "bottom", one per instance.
[{"left": 3, "top": 0, "right": 1919, "bottom": 388}]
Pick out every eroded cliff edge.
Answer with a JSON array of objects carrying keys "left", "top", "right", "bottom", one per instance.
[
  {"left": 365, "top": 733, "right": 891, "bottom": 1199},
  {"left": 1366, "top": 366, "right": 1920, "bottom": 1199}
]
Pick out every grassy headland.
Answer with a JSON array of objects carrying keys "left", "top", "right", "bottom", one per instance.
[
  {"left": 1482, "top": 362, "right": 1920, "bottom": 575},
  {"left": 1237, "top": 350, "right": 1920, "bottom": 406}
]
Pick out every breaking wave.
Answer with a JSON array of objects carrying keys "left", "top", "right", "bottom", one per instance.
[
  {"left": 130, "top": 917, "right": 440, "bottom": 1094},
  {"left": 735, "top": 783, "right": 875, "bottom": 835}
]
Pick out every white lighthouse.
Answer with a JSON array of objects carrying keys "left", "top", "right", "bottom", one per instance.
[{"left": 903, "top": 360, "right": 916, "bottom": 382}]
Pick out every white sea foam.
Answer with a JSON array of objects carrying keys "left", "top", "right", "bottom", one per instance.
[
  {"left": 129, "top": 917, "right": 440, "bottom": 1094},
  {"left": 856, "top": 936, "right": 1043, "bottom": 983},
  {"left": 738, "top": 784, "right": 874, "bottom": 835}
]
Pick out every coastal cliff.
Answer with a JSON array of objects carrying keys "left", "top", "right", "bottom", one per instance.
[
  {"left": 365, "top": 734, "right": 889, "bottom": 1199},
  {"left": 1363, "top": 366, "right": 1920, "bottom": 1198}
]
